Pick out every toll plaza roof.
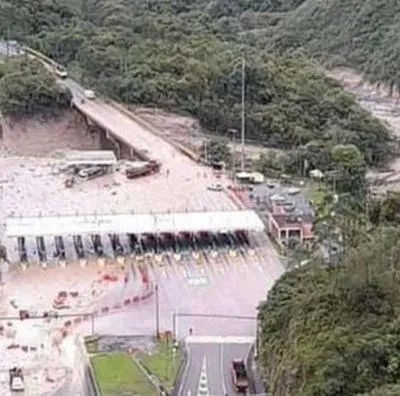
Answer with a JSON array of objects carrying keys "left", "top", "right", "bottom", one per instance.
[{"left": 6, "top": 210, "right": 265, "bottom": 237}]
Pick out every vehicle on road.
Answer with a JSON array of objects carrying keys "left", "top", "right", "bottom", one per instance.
[
  {"left": 9, "top": 367, "right": 25, "bottom": 392},
  {"left": 207, "top": 183, "right": 224, "bottom": 191},
  {"left": 236, "top": 171, "right": 264, "bottom": 184},
  {"left": 78, "top": 166, "right": 108, "bottom": 180},
  {"left": 55, "top": 66, "right": 68, "bottom": 79},
  {"left": 125, "top": 160, "right": 161, "bottom": 179},
  {"left": 231, "top": 359, "right": 249, "bottom": 393},
  {"left": 84, "top": 89, "right": 96, "bottom": 99}
]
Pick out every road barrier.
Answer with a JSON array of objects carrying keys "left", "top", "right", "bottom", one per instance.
[
  {"left": 23, "top": 46, "right": 61, "bottom": 69},
  {"left": 22, "top": 45, "right": 202, "bottom": 168},
  {"left": 109, "top": 101, "right": 200, "bottom": 163}
]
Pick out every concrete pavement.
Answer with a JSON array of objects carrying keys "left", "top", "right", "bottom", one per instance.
[{"left": 178, "top": 336, "right": 254, "bottom": 396}]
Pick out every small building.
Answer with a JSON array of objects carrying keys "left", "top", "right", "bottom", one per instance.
[
  {"left": 63, "top": 150, "right": 117, "bottom": 167},
  {"left": 0, "top": 40, "right": 24, "bottom": 57},
  {"left": 262, "top": 183, "right": 315, "bottom": 245}
]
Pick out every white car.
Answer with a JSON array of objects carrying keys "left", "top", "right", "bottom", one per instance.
[
  {"left": 84, "top": 89, "right": 96, "bottom": 99},
  {"left": 208, "top": 183, "right": 224, "bottom": 191},
  {"left": 55, "top": 68, "right": 68, "bottom": 78}
]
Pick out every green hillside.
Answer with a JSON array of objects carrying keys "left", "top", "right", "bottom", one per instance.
[
  {"left": 0, "top": 0, "right": 394, "bottom": 166},
  {"left": 259, "top": 227, "right": 400, "bottom": 396},
  {"left": 269, "top": 0, "right": 400, "bottom": 89}
]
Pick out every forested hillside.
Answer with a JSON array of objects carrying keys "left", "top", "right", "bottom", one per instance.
[
  {"left": 0, "top": 57, "right": 72, "bottom": 117},
  {"left": 259, "top": 227, "right": 400, "bottom": 396},
  {"left": 268, "top": 0, "right": 400, "bottom": 90},
  {"left": 0, "top": 0, "right": 393, "bottom": 166}
]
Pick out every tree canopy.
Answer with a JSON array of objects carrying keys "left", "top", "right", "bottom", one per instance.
[
  {"left": 264, "top": 0, "right": 400, "bottom": 91},
  {"left": 0, "top": 56, "right": 72, "bottom": 117},
  {"left": 258, "top": 227, "right": 400, "bottom": 396},
  {"left": 0, "top": 0, "right": 394, "bottom": 166}
]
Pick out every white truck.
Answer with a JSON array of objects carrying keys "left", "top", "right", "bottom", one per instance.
[{"left": 236, "top": 171, "right": 264, "bottom": 184}]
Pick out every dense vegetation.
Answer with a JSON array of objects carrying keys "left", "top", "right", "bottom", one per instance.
[
  {"left": 266, "top": 0, "right": 400, "bottom": 92},
  {"left": 0, "top": 0, "right": 394, "bottom": 167},
  {"left": 0, "top": 56, "right": 71, "bottom": 117},
  {"left": 259, "top": 227, "right": 400, "bottom": 396}
]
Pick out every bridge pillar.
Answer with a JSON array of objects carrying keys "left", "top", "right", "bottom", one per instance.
[{"left": 106, "top": 130, "right": 121, "bottom": 159}]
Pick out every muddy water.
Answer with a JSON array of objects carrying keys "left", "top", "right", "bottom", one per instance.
[{"left": 327, "top": 67, "right": 400, "bottom": 192}]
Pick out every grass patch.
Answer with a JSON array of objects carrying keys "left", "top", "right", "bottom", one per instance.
[
  {"left": 303, "top": 181, "right": 326, "bottom": 203},
  {"left": 91, "top": 352, "right": 157, "bottom": 396},
  {"left": 137, "top": 339, "right": 180, "bottom": 391}
]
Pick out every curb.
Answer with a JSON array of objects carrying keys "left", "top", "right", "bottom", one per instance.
[{"left": 170, "top": 341, "right": 188, "bottom": 396}]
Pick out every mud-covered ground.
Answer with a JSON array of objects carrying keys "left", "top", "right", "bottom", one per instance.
[{"left": 327, "top": 67, "right": 400, "bottom": 193}]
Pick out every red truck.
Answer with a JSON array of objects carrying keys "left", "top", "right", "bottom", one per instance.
[
  {"left": 231, "top": 359, "right": 249, "bottom": 393},
  {"left": 125, "top": 160, "right": 161, "bottom": 179}
]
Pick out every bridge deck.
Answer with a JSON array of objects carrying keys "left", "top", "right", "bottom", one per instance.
[{"left": 66, "top": 79, "right": 190, "bottom": 167}]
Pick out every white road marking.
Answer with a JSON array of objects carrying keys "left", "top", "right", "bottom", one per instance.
[
  {"left": 220, "top": 342, "right": 227, "bottom": 395},
  {"left": 186, "top": 336, "right": 255, "bottom": 344},
  {"left": 197, "top": 356, "right": 210, "bottom": 396}
]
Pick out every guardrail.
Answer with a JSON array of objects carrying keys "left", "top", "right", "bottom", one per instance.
[
  {"left": 170, "top": 341, "right": 187, "bottom": 396},
  {"left": 109, "top": 101, "right": 200, "bottom": 163},
  {"left": 21, "top": 45, "right": 201, "bottom": 165},
  {"left": 23, "top": 46, "right": 61, "bottom": 68}
]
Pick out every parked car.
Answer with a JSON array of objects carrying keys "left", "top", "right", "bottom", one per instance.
[
  {"left": 207, "top": 183, "right": 224, "bottom": 191},
  {"left": 78, "top": 166, "right": 107, "bottom": 180}
]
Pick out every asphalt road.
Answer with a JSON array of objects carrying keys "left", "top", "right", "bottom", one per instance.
[{"left": 178, "top": 336, "right": 253, "bottom": 396}]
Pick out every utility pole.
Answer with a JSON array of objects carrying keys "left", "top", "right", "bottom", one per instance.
[
  {"left": 228, "top": 128, "right": 238, "bottom": 182},
  {"left": 241, "top": 56, "right": 246, "bottom": 172},
  {"left": 155, "top": 284, "right": 160, "bottom": 339},
  {"left": 6, "top": 26, "right": 10, "bottom": 58}
]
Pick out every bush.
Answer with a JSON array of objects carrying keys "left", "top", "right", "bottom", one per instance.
[
  {"left": 0, "top": 56, "right": 72, "bottom": 117},
  {"left": 258, "top": 227, "right": 400, "bottom": 396},
  {"left": 0, "top": 0, "right": 393, "bottom": 166}
]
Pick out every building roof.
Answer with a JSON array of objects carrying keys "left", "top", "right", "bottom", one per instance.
[
  {"left": 6, "top": 210, "right": 265, "bottom": 237},
  {"left": 256, "top": 183, "right": 314, "bottom": 218},
  {"left": 63, "top": 150, "right": 117, "bottom": 166}
]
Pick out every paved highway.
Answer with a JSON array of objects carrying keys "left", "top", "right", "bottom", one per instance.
[
  {"left": 178, "top": 336, "right": 254, "bottom": 396},
  {"left": 62, "top": 78, "right": 191, "bottom": 165}
]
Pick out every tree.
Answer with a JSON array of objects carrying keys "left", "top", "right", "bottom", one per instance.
[
  {"left": 0, "top": 0, "right": 393, "bottom": 167},
  {"left": 258, "top": 227, "right": 400, "bottom": 396},
  {"left": 0, "top": 56, "right": 72, "bottom": 118},
  {"left": 330, "top": 144, "right": 366, "bottom": 195},
  {"left": 200, "top": 140, "right": 232, "bottom": 165}
]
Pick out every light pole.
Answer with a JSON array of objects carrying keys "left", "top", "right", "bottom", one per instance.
[
  {"left": 240, "top": 56, "right": 246, "bottom": 172},
  {"left": 155, "top": 284, "right": 160, "bottom": 339},
  {"left": 228, "top": 128, "right": 238, "bottom": 182}
]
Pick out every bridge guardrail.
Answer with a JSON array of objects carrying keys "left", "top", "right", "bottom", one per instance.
[
  {"left": 23, "top": 46, "right": 61, "bottom": 69},
  {"left": 109, "top": 101, "right": 200, "bottom": 163},
  {"left": 21, "top": 45, "right": 201, "bottom": 164}
]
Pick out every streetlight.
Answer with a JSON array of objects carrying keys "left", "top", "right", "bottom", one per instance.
[
  {"left": 155, "top": 284, "right": 160, "bottom": 339},
  {"left": 230, "top": 56, "right": 247, "bottom": 172},
  {"left": 228, "top": 128, "right": 238, "bottom": 182},
  {"left": 240, "top": 56, "right": 246, "bottom": 173}
]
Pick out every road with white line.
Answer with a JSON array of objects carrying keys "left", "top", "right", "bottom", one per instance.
[{"left": 179, "top": 336, "right": 254, "bottom": 396}]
